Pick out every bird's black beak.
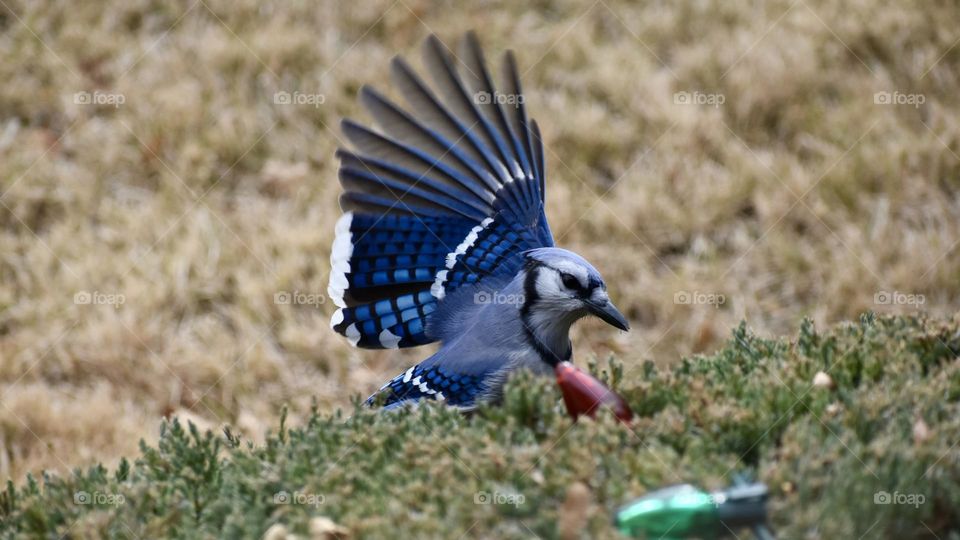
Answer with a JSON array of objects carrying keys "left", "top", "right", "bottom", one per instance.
[{"left": 585, "top": 299, "right": 630, "bottom": 331}]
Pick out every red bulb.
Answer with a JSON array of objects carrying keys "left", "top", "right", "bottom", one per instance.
[{"left": 555, "top": 361, "right": 633, "bottom": 423}]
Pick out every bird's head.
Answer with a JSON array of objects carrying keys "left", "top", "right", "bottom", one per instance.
[{"left": 520, "top": 248, "right": 629, "bottom": 357}]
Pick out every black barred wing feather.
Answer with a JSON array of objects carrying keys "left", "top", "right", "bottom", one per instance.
[
  {"left": 328, "top": 32, "right": 553, "bottom": 349},
  {"left": 366, "top": 363, "right": 492, "bottom": 409}
]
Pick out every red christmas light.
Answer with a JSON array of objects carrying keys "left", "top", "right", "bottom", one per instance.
[{"left": 555, "top": 361, "right": 633, "bottom": 423}]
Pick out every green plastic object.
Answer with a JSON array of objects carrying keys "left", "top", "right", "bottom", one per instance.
[
  {"left": 615, "top": 484, "right": 718, "bottom": 538},
  {"left": 615, "top": 480, "right": 770, "bottom": 539}
]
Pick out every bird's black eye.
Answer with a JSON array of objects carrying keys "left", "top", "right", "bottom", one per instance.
[{"left": 561, "top": 273, "right": 580, "bottom": 290}]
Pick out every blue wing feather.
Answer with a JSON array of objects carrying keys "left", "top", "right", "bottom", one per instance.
[
  {"left": 367, "top": 362, "right": 493, "bottom": 409},
  {"left": 337, "top": 149, "right": 495, "bottom": 214},
  {"left": 422, "top": 34, "right": 519, "bottom": 189},
  {"left": 390, "top": 56, "right": 513, "bottom": 189},
  {"left": 328, "top": 33, "right": 553, "bottom": 354},
  {"left": 339, "top": 166, "right": 489, "bottom": 221},
  {"left": 359, "top": 85, "right": 505, "bottom": 196},
  {"left": 341, "top": 119, "right": 498, "bottom": 200},
  {"left": 456, "top": 32, "right": 528, "bottom": 183}
]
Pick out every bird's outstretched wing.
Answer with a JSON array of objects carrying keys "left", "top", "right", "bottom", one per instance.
[{"left": 328, "top": 32, "right": 553, "bottom": 349}]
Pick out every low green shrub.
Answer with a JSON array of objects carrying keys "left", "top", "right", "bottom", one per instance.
[{"left": 2, "top": 314, "right": 958, "bottom": 538}]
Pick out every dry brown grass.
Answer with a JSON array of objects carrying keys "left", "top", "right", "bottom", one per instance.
[{"left": 1, "top": 0, "right": 958, "bottom": 482}]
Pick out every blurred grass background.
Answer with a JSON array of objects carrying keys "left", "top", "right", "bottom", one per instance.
[{"left": 1, "top": 0, "right": 958, "bottom": 482}]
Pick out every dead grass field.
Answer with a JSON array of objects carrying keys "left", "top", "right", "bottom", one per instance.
[{"left": 1, "top": 0, "right": 958, "bottom": 482}]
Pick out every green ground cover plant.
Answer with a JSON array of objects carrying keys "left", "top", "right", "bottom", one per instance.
[{"left": 2, "top": 314, "right": 957, "bottom": 538}]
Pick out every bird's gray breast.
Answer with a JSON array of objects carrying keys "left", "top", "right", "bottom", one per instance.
[{"left": 424, "top": 294, "right": 553, "bottom": 380}]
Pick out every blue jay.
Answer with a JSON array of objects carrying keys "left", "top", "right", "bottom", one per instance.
[{"left": 327, "top": 32, "right": 630, "bottom": 410}]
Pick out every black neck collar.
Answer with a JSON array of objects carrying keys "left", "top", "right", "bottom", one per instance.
[{"left": 520, "top": 264, "right": 572, "bottom": 367}]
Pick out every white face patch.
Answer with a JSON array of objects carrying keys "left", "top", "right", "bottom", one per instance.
[
  {"left": 547, "top": 259, "right": 589, "bottom": 289},
  {"left": 534, "top": 268, "right": 564, "bottom": 299},
  {"left": 526, "top": 266, "right": 589, "bottom": 359},
  {"left": 533, "top": 267, "right": 584, "bottom": 309}
]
